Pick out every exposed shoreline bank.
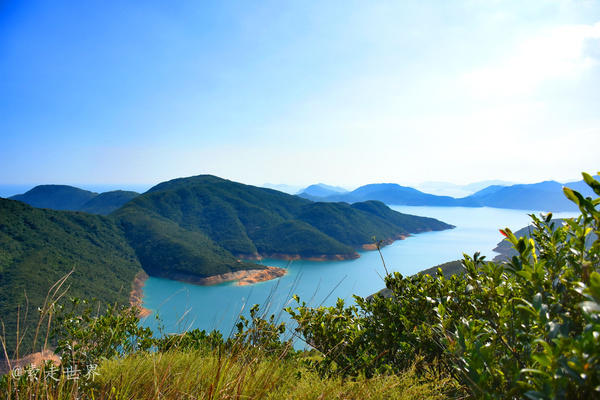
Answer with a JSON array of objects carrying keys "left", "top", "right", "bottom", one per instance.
[
  {"left": 167, "top": 266, "right": 288, "bottom": 286},
  {"left": 130, "top": 270, "right": 151, "bottom": 318},
  {"left": 360, "top": 234, "right": 409, "bottom": 250}
]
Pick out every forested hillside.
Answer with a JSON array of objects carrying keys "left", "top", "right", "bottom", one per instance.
[
  {"left": 0, "top": 199, "right": 142, "bottom": 358},
  {"left": 113, "top": 175, "right": 453, "bottom": 278}
]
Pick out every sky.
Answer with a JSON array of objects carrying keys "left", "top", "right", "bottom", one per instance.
[{"left": 1, "top": 0, "right": 599, "bottom": 188}]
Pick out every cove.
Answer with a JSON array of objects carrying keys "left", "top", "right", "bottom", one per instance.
[{"left": 140, "top": 206, "right": 577, "bottom": 336}]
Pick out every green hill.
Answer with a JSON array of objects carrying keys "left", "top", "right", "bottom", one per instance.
[
  {"left": 9, "top": 185, "right": 98, "bottom": 211},
  {"left": 0, "top": 198, "right": 142, "bottom": 358},
  {"left": 8, "top": 186, "right": 139, "bottom": 215},
  {"left": 112, "top": 175, "right": 453, "bottom": 279},
  {"left": 79, "top": 190, "right": 139, "bottom": 215},
  {"left": 116, "top": 208, "right": 260, "bottom": 280}
]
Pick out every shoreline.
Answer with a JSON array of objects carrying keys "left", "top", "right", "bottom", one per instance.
[
  {"left": 128, "top": 233, "right": 412, "bottom": 309},
  {"left": 168, "top": 266, "right": 288, "bottom": 286},
  {"left": 248, "top": 253, "right": 360, "bottom": 261},
  {"left": 130, "top": 270, "right": 151, "bottom": 318},
  {"left": 237, "top": 234, "right": 411, "bottom": 261}
]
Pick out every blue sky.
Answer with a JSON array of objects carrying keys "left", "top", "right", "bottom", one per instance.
[{"left": 1, "top": 0, "right": 599, "bottom": 187}]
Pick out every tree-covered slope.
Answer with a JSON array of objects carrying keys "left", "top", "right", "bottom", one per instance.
[
  {"left": 0, "top": 198, "right": 142, "bottom": 358},
  {"left": 78, "top": 190, "right": 139, "bottom": 215},
  {"left": 351, "top": 201, "right": 452, "bottom": 233},
  {"left": 116, "top": 208, "right": 260, "bottom": 279},
  {"left": 9, "top": 185, "right": 98, "bottom": 211},
  {"left": 112, "top": 175, "right": 453, "bottom": 274},
  {"left": 295, "top": 201, "right": 402, "bottom": 247},
  {"left": 251, "top": 220, "right": 355, "bottom": 257}
]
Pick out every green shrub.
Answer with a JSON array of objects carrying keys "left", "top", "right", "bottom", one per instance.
[
  {"left": 52, "top": 298, "right": 154, "bottom": 370},
  {"left": 286, "top": 261, "right": 471, "bottom": 378},
  {"left": 440, "top": 173, "right": 600, "bottom": 399}
]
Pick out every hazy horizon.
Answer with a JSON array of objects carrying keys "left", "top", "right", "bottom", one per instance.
[{"left": 0, "top": 173, "right": 593, "bottom": 199}]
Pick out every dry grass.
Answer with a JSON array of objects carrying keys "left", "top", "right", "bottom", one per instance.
[{"left": 1, "top": 348, "right": 462, "bottom": 400}]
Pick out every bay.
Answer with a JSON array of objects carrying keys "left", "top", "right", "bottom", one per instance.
[{"left": 140, "top": 206, "right": 577, "bottom": 336}]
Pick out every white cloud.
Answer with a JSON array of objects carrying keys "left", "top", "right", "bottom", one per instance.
[{"left": 462, "top": 21, "right": 600, "bottom": 98}]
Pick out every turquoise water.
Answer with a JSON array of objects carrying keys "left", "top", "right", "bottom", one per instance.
[{"left": 140, "top": 206, "right": 577, "bottom": 336}]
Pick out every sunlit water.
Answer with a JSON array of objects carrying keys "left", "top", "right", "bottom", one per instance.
[{"left": 140, "top": 206, "right": 577, "bottom": 336}]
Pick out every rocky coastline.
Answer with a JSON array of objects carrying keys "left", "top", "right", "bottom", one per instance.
[{"left": 167, "top": 266, "right": 287, "bottom": 286}]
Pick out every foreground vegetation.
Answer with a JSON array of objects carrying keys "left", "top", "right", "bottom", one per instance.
[
  {"left": 1, "top": 172, "right": 598, "bottom": 399},
  {"left": 1, "top": 302, "right": 459, "bottom": 399},
  {"left": 1, "top": 353, "right": 455, "bottom": 399}
]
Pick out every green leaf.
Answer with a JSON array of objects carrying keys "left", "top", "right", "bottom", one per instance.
[
  {"left": 563, "top": 187, "right": 580, "bottom": 206},
  {"left": 582, "top": 172, "right": 600, "bottom": 196},
  {"left": 532, "top": 354, "right": 551, "bottom": 368}
]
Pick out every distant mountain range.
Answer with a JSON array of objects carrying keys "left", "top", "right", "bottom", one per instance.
[
  {"left": 297, "top": 183, "right": 349, "bottom": 200},
  {"left": 414, "top": 180, "right": 515, "bottom": 198},
  {"left": 10, "top": 176, "right": 597, "bottom": 215},
  {"left": 298, "top": 176, "right": 599, "bottom": 212},
  {"left": 9, "top": 185, "right": 139, "bottom": 215}
]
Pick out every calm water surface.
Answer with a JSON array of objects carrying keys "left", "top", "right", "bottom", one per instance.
[{"left": 141, "top": 206, "right": 577, "bottom": 335}]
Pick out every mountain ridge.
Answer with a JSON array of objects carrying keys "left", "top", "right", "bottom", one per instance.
[
  {"left": 298, "top": 176, "right": 599, "bottom": 211},
  {"left": 9, "top": 185, "right": 139, "bottom": 215}
]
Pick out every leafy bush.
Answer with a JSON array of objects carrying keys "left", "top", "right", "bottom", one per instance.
[
  {"left": 233, "top": 304, "right": 292, "bottom": 356},
  {"left": 287, "top": 262, "right": 471, "bottom": 378},
  {"left": 440, "top": 173, "right": 600, "bottom": 399},
  {"left": 52, "top": 298, "right": 154, "bottom": 370}
]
